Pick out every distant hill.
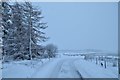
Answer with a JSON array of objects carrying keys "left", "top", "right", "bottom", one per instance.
[{"left": 58, "top": 49, "right": 118, "bottom": 56}]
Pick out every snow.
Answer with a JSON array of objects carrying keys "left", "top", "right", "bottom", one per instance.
[
  {"left": 2, "top": 53, "right": 118, "bottom": 78},
  {"left": 57, "top": 58, "right": 80, "bottom": 78},
  {"left": 3, "top": 62, "right": 34, "bottom": 78},
  {"left": 31, "top": 58, "right": 62, "bottom": 78},
  {"left": 2, "top": 59, "right": 49, "bottom": 78},
  {"left": 74, "top": 59, "right": 118, "bottom": 78}
]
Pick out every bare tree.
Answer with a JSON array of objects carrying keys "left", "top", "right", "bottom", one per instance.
[{"left": 45, "top": 44, "right": 58, "bottom": 60}]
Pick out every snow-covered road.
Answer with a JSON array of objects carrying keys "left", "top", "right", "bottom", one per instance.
[
  {"left": 32, "top": 57, "right": 83, "bottom": 78},
  {"left": 2, "top": 55, "right": 118, "bottom": 78},
  {"left": 50, "top": 58, "right": 82, "bottom": 78}
]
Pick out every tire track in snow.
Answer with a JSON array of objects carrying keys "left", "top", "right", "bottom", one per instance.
[
  {"left": 50, "top": 59, "right": 66, "bottom": 78},
  {"left": 30, "top": 57, "right": 84, "bottom": 78},
  {"left": 68, "top": 58, "right": 84, "bottom": 79},
  {"left": 50, "top": 58, "right": 83, "bottom": 79}
]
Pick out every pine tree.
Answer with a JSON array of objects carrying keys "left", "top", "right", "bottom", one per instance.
[
  {"left": 0, "top": 2, "right": 3, "bottom": 60},
  {"left": 2, "top": 2, "right": 48, "bottom": 61},
  {"left": 23, "top": 2, "right": 48, "bottom": 60},
  {"left": 11, "top": 2, "right": 28, "bottom": 60},
  {"left": 2, "top": 2, "right": 13, "bottom": 61}
]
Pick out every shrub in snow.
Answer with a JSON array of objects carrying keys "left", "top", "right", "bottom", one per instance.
[
  {"left": 112, "top": 62, "right": 117, "bottom": 67},
  {"left": 45, "top": 44, "right": 58, "bottom": 59}
]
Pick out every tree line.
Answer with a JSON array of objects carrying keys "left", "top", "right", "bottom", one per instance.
[{"left": 1, "top": 1, "right": 58, "bottom": 62}]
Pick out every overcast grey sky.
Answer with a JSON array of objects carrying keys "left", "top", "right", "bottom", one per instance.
[{"left": 33, "top": 2, "right": 118, "bottom": 52}]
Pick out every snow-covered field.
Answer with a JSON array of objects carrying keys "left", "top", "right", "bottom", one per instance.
[
  {"left": 2, "top": 53, "right": 118, "bottom": 78},
  {"left": 75, "top": 59, "right": 118, "bottom": 78}
]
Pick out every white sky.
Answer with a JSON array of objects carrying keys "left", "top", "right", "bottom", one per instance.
[{"left": 33, "top": 2, "right": 118, "bottom": 52}]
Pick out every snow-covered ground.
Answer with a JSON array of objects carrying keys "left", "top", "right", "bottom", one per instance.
[
  {"left": 2, "top": 53, "right": 118, "bottom": 78},
  {"left": 74, "top": 59, "right": 118, "bottom": 78},
  {"left": 2, "top": 59, "right": 50, "bottom": 78}
]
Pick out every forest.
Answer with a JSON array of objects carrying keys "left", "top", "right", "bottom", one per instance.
[{"left": 1, "top": 2, "right": 58, "bottom": 62}]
